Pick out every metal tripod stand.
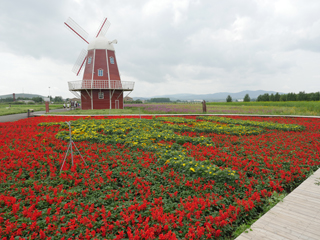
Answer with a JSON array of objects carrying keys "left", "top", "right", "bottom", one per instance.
[{"left": 60, "top": 121, "right": 87, "bottom": 172}]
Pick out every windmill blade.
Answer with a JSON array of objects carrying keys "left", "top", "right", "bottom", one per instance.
[
  {"left": 96, "top": 17, "right": 111, "bottom": 37},
  {"left": 72, "top": 49, "right": 88, "bottom": 76},
  {"left": 64, "top": 17, "right": 89, "bottom": 44}
]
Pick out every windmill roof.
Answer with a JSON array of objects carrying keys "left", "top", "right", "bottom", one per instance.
[{"left": 88, "top": 36, "right": 115, "bottom": 51}]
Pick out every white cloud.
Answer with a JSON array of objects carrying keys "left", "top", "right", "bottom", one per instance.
[
  {"left": 0, "top": 52, "right": 74, "bottom": 97},
  {"left": 0, "top": 0, "right": 320, "bottom": 98}
]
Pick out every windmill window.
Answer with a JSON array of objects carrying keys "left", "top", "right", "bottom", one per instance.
[
  {"left": 98, "top": 92, "right": 104, "bottom": 99},
  {"left": 98, "top": 69, "right": 103, "bottom": 76},
  {"left": 88, "top": 57, "right": 92, "bottom": 64},
  {"left": 110, "top": 57, "right": 115, "bottom": 64}
]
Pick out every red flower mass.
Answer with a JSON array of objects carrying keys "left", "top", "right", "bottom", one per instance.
[{"left": 0, "top": 115, "right": 319, "bottom": 239}]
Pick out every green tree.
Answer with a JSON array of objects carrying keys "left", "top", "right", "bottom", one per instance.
[
  {"left": 53, "top": 96, "right": 63, "bottom": 103},
  {"left": 150, "top": 98, "right": 171, "bottom": 103},
  {"left": 0, "top": 97, "right": 13, "bottom": 103},
  {"left": 297, "top": 91, "right": 307, "bottom": 101},
  {"left": 226, "top": 95, "right": 232, "bottom": 102},
  {"left": 262, "top": 93, "right": 270, "bottom": 101},
  {"left": 243, "top": 94, "right": 250, "bottom": 102},
  {"left": 280, "top": 94, "right": 287, "bottom": 101},
  {"left": 269, "top": 94, "right": 275, "bottom": 101},
  {"left": 287, "top": 92, "right": 297, "bottom": 101},
  {"left": 32, "top": 97, "right": 44, "bottom": 103},
  {"left": 17, "top": 97, "right": 29, "bottom": 100},
  {"left": 274, "top": 92, "right": 280, "bottom": 101},
  {"left": 257, "top": 95, "right": 262, "bottom": 102}
]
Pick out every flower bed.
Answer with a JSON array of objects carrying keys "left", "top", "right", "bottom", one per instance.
[
  {"left": 0, "top": 115, "right": 320, "bottom": 239},
  {"left": 196, "top": 116, "right": 305, "bottom": 131}
]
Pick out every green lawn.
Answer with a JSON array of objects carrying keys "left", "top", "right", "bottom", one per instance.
[
  {"left": 207, "top": 100, "right": 320, "bottom": 108},
  {"left": 206, "top": 101, "right": 320, "bottom": 116},
  {"left": 0, "top": 104, "right": 63, "bottom": 116}
]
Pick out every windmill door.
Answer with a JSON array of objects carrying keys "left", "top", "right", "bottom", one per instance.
[{"left": 115, "top": 100, "right": 119, "bottom": 109}]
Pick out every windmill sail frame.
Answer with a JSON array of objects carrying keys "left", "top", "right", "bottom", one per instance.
[
  {"left": 96, "top": 18, "right": 111, "bottom": 37},
  {"left": 64, "top": 17, "right": 89, "bottom": 44},
  {"left": 72, "top": 49, "right": 88, "bottom": 76}
]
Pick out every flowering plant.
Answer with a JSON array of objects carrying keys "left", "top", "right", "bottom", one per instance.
[{"left": 0, "top": 115, "right": 319, "bottom": 239}]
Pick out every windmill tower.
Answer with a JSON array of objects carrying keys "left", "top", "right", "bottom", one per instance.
[{"left": 65, "top": 18, "right": 134, "bottom": 110}]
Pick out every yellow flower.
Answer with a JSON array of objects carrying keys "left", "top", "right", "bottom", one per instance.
[{"left": 190, "top": 168, "right": 195, "bottom": 172}]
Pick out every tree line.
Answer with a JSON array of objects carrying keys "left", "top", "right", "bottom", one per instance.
[
  {"left": 0, "top": 96, "right": 64, "bottom": 103},
  {"left": 226, "top": 91, "right": 320, "bottom": 102},
  {"left": 0, "top": 97, "right": 44, "bottom": 103},
  {"left": 256, "top": 91, "right": 320, "bottom": 102},
  {"left": 149, "top": 98, "right": 171, "bottom": 103},
  {"left": 226, "top": 94, "right": 251, "bottom": 102}
]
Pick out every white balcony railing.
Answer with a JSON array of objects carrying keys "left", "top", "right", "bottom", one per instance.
[{"left": 68, "top": 80, "right": 135, "bottom": 91}]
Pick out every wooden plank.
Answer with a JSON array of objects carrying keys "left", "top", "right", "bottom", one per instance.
[
  {"left": 273, "top": 208, "right": 320, "bottom": 225},
  {"left": 284, "top": 192, "right": 320, "bottom": 204},
  {"left": 252, "top": 222, "right": 302, "bottom": 240},
  {"left": 261, "top": 211, "right": 320, "bottom": 235},
  {"left": 245, "top": 227, "right": 291, "bottom": 240},
  {"left": 283, "top": 197, "right": 320, "bottom": 211},
  {"left": 236, "top": 168, "right": 320, "bottom": 239},
  {"left": 234, "top": 235, "right": 251, "bottom": 240},
  {"left": 276, "top": 203, "right": 320, "bottom": 219}
]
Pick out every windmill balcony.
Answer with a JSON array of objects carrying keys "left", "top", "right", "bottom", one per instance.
[{"left": 68, "top": 80, "right": 135, "bottom": 91}]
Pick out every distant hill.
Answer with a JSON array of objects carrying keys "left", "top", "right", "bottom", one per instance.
[
  {"left": 0, "top": 93, "right": 46, "bottom": 99},
  {"left": 132, "top": 90, "right": 285, "bottom": 102}
]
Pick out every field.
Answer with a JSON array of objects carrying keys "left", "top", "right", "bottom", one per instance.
[
  {"left": 0, "top": 115, "right": 320, "bottom": 239},
  {"left": 1, "top": 101, "right": 320, "bottom": 117},
  {"left": 48, "top": 102, "right": 320, "bottom": 116},
  {"left": 124, "top": 102, "right": 320, "bottom": 116},
  {"left": 0, "top": 104, "right": 63, "bottom": 116}
]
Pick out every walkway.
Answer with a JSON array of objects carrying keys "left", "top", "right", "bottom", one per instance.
[
  {"left": 35, "top": 113, "right": 320, "bottom": 118},
  {"left": 0, "top": 108, "right": 68, "bottom": 122},
  {"left": 236, "top": 168, "right": 320, "bottom": 240}
]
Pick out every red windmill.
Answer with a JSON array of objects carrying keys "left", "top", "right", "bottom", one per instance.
[{"left": 64, "top": 17, "right": 134, "bottom": 110}]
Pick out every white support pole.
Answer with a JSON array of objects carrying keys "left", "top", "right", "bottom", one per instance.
[
  {"left": 109, "top": 89, "right": 111, "bottom": 109},
  {"left": 60, "top": 121, "right": 88, "bottom": 173},
  {"left": 68, "top": 122, "right": 74, "bottom": 166},
  {"left": 106, "top": 50, "right": 112, "bottom": 109},
  {"left": 91, "top": 50, "right": 96, "bottom": 89},
  {"left": 106, "top": 50, "right": 111, "bottom": 89},
  {"left": 91, "top": 50, "right": 96, "bottom": 110},
  {"left": 91, "top": 89, "right": 93, "bottom": 110}
]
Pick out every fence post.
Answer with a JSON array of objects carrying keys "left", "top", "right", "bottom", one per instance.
[
  {"left": 202, "top": 100, "right": 207, "bottom": 113},
  {"left": 45, "top": 101, "right": 49, "bottom": 113}
]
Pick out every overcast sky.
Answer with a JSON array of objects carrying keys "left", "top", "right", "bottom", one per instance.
[{"left": 0, "top": 0, "right": 320, "bottom": 98}]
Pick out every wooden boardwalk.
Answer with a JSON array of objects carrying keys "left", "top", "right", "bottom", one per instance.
[{"left": 236, "top": 168, "right": 320, "bottom": 240}]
